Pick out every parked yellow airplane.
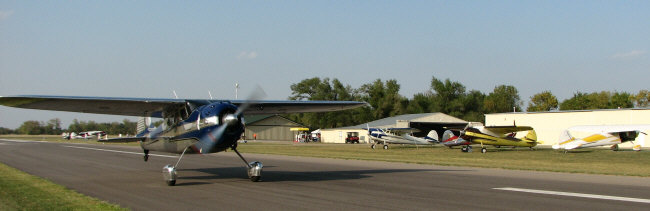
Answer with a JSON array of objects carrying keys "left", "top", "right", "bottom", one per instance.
[
  {"left": 552, "top": 125, "right": 650, "bottom": 152},
  {"left": 444, "top": 122, "right": 538, "bottom": 153}
]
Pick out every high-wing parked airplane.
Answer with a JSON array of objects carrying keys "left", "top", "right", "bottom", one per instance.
[
  {"left": 0, "top": 94, "right": 365, "bottom": 185},
  {"left": 62, "top": 131, "right": 106, "bottom": 140},
  {"left": 442, "top": 122, "right": 538, "bottom": 153},
  {"left": 366, "top": 125, "right": 438, "bottom": 149},
  {"left": 552, "top": 124, "right": 650, "bottom": 152}
]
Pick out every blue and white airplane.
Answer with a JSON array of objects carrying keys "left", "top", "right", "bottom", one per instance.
[
  {"left": 0, "top": 93, "right": 365, "bottom": 185},
  {"left": 366, "top": 124, "right": 439, "bottom": 150}
]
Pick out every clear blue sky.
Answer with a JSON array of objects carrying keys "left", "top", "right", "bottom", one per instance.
[{"left": 1, "top": 1, "right": 649, "bottom": 129}]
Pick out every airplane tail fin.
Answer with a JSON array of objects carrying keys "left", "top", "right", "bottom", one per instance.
[
  {"left": 442, "top": 130, "right": 456, "bottom": 143},
  {"left": 425, "top": 130, "right": 439, "bottom": 143},
  {"left": 552, "top": 130, "right": 573, "bottom": 149},
  {"left": 523, "top": 130, "right": 537, "bottom": 144}
]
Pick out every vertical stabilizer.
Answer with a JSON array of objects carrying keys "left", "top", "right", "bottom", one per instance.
[
  {"left": 426, "top": 130, "right": 439, "bottom": 142},
  {"left": 524, "top": 130, "right": 537, "bottom": 143}
]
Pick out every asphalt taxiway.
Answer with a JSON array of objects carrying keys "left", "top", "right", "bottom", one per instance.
[{"left": 1, "top": 139, "right": 649, "bottom": 210}]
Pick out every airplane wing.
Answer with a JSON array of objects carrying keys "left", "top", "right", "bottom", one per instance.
[
  {"left": 483, "top": 126, "right": 534, "bottom": 134},
  {"left": 0, "top": 95, "right": 367, "bottom": 118},
  {"left": 567, "top": 125, "right": 650, "bottom": 134},
  {"left": 384, "top": 128, "right": 421, "bottom": 133}
]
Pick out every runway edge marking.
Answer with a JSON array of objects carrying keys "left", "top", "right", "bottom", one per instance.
[
  {"left": 493, "top": 187, "right": 650, "bottom": 204},
  {"left": 63, "top": 145, "right": 178, "bottom": 158}
]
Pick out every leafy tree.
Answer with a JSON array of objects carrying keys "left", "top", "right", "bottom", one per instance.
[
  {"left": 527, "top": 91, "right": 558, "bottom": 112},
  {"left": 633, "top": 90, "right": 648, "bottom": 108},
  {"left": 483, "top": 85, "right": 521, "bottom": 113},
  {"left": 610, "top": 92, "right": 634, "bottom": 108},
  {"left": 358, "top": 79, "right": 407, "bottom": 120},
  {"left": 16, "top": 120, "right": 43, "bottom": 135},
  {"left": 288, "top": 77, "right": 365, "bottom": 128},
  {"left": 560, "top": 91, "right": 634, "bottom": 110},
  {"left": 44, "top": 118, "right": 63, "bottom": 135},
  {"left": 430, "top": 77, "right": 466, "bottom": 116},
  {"left": 560, "top": 92, "right": 590, "bottom": 110},
  {"left": 0, "top": 127, "right": 15, "bottom": 134},
  {"left": 460, "top": 90, "right": 486, "bottom": 122},
  {"left": 406, "top": 92, "right": 433, "bottom": 114}
]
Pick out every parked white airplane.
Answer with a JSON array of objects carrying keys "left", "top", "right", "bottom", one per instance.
[
  {"left": 62, "top": 131, "right": 106, "bottom": 140},
  {"left": 552, "top": 124, "right": 650, "bottom": 151},
  {"left": 366, "top": 125, "right": 438, "bottom": 149}
]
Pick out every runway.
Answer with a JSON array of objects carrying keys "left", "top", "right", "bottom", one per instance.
[{"left": 1, "top": 139, "right": 649, "bottom": 210}]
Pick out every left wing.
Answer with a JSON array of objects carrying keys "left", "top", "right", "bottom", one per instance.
[
  {"left": 0, "top": 95, "right": 367, "bottom": 118},
  {"left": 567, "top": 125, "right": 650, "bottom": 134},
  {"left": 483, "top": 126, "right": 534, "bottom": 134}
]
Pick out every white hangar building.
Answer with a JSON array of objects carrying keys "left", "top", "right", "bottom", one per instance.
[
  {"left": 320, "top": 113, "right": 467, "bottom": 144},
  {"left": 485, "top": 108, "right": 650, "bottom": 148}
]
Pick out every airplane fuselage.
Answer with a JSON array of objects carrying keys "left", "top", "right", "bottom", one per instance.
[
  {"left": 137, "top": 102, "right": 244, "bottom": 155},
  {"left": 462, "top": 129, "right": 537, "bottom": 148}
]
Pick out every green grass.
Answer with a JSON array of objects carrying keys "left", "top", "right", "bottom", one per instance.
[
  {"left": 0, "top": 162, "right": 127, "bottom": 211},
  {"left": 237, "top": 142, "right": 650, "bottom": 177}
]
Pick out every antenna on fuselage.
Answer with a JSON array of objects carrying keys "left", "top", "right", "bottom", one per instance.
[
  {"left": 208, "top": 91, "right": 213, "bottom": 100},
  {"left": 173, "top": 90, "right": 179, "bottom": 99},
  {"left": 235, "top": 83, "right": 239, "bottom": 100}
]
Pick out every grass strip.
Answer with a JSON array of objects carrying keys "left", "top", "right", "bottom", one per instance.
[
  {"left": 237, "top": 142, "right": 650, "bottom": 177},
  {"left": 0, "top": 162, "right": 127, "bottom": 211}
]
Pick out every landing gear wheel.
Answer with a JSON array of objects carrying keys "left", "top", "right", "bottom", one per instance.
[
  {"left": 162, "top": 164, "right": 177, "bottom": 186},
  {"left": 247, "top": 161, "right": 263, "bottom": 182},
  {"left": 371, "top": 144, "right": 376, "bottom": 149},
  {"left": 461, "top": 146, "right": 468, "bottom": 152},
  {"left": 383, "top": 145, "right": 389, "bottom": 150},
  {"left": 143, "top": 150, "right": 149, "bottom": 162},
  {"left": 481, "top": 148, "right": 487, "bottom": 153}
]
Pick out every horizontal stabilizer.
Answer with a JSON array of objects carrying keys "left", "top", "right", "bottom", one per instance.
[{"left": 98, "top": 137, "right": 146, "bottom": 143}]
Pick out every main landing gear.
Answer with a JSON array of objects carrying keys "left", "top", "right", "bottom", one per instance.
[
  {"left": 370, "top": 144, "right": 389, "bottom": 150},
  {"left": 231, "top": 144, "right": 263, "bottom": 182},
  {"left": 162, "top": 147, "right": 189, "bottom": 186},
  {"left": 157, "top": 144, "right": 263, "bottom": 186}
]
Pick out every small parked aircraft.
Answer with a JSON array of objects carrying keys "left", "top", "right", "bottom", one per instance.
[
  {"left": 62, "top": 131, "right": 106, "bottom": 140},
  {"left": 366, "top": 125, "right": 439, "bottom": 149},
  {"left": 443, "top": 122, "right": 538, "bottom": 153},
  {"left": 552, "top": 124, "right": 650, "bottom": 152},
  {"left": 0, "top": 92, "right": 365, "bottom": 185}
]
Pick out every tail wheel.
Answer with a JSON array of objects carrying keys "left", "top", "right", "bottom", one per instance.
[
  {"left": 383, "top": 145, "right": 388, "bottom": 150},
  {"left": 371, "top": 144, "right": 376, "bottom": 149},
  {"left": 481, "top": 148, "right": 487, "bottom": 153}
]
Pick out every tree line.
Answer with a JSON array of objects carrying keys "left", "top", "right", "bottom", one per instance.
[
  {"left": 286, "top": 76, "right": 648, "bottom": 129},
  {"left": 0, "top": 119, "right": 137, "bottom": 135},
  {"left": 1, "top": 76, "right": 647, "bottom": 134}
]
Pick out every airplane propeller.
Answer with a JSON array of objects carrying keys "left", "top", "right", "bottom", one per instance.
[{"left": 198, "top": 85, "right": 267, "bottom": 154}]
